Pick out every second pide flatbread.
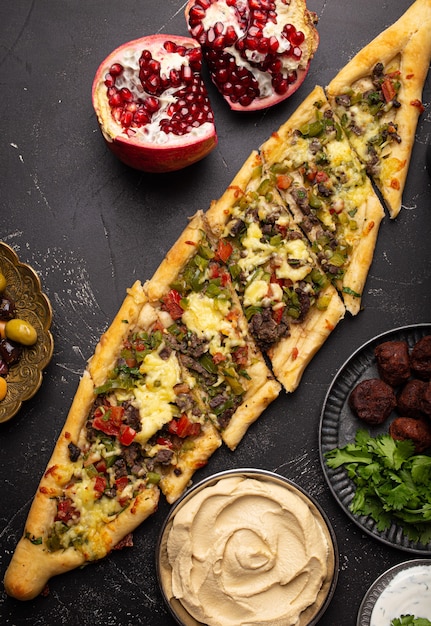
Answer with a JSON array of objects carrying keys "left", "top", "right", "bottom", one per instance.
[
  {"left": 206, "top": 150, "right": 345, "bottom": 393},
  {"left": 260, "top": 85, "right": 385, "bottom": 316},
  {"left": 146, "top": 211, "right": 281, "bottom": 450},
  {"left": 4, "top": 281, "right": 161, "bottom": 600},
  {"left": 326, "top": 0, "right": 431, "bottom": 218}
]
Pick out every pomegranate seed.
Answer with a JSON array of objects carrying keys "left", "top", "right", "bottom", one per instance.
[
  {"left": 291, "top": 46, "right": 302, "bottom": 60},
  {"left": 120, "top": 87, "right": 133, "bottom": 102},
  {"left": 257, "top": 38, "right": 269, "bottom": 53},
  {"left": 290, "top": 30, "right": 305, "bottom": 46},
  {"left": 213, "top": 35, "right": 226, "bottom": 49},
  {"left": 268, "top": 36, "right": 279, "bottom": 53},
  {"left": 104, "top": 73, "right": 115, "bottom": 88},
  {"left": 121, "top": 110, "right": 133, "bottom": 127},
  {"left": 109, "top": 92, "right": 123, "bottom": 107},
  {"left": 133, "top": 109, "right": 151, "bottom": 126},
  {"left": 189, "top": 5, "right": 206, "bottom": 23},
  {"left": 283, "top": 23, "right": 295, "bottom": 38},
  {"left": 164, "top": 41, "right": 177, "bottom": 53},
  {"left": 144, "top": 96, "right": 160, "bottom": 112},
  {"left": 170, "top": 69, "right": 182, "bottom": 87},
  {"left": 109, "top": 63, "right": 123, "bottom": 76},
  {"left": 224, "top": 26, "right": 238, "bottom": 46}
]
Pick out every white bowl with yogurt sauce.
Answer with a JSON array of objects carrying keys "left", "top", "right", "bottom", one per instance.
[{"left": 357, "top": 559, "right": 431, "bottom": 625}]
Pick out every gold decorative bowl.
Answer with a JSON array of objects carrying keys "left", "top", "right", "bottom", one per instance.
[{"left": 0, "top": 242, "right": 54, "bottom": 423}]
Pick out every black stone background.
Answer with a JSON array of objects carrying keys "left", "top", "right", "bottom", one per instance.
[{"left": 0, "top": 1, "right": 430, "bottom": 624}]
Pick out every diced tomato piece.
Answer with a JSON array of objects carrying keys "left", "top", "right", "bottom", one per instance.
[
  {"left": 213, "top": 352, "right": 227, "bottom": 364},
  {"left": 276, "top": 173, "right": 293, "bottom": 189},
  {"left": 115, "top": 476, "right": 129, "bottom": 492},
  {"left": 220, "top": 268, "right": 231, "bottom": 286},
  {"left": 315, "top": 170, "right": 329, "bottom": 183},
  {"left": 93, "top": 405, "right": 125, "bottom": 437},
  {"left": 232, "top": 345, "right": 248, "bottom": 366},
  {"left": 168, "top": 414, "right": 201, "bottom": 438},
  {"left": 162, "top": 289, "right": 184, "bottom": 321},
  {"left": 270, "top": 272, "right": 284, "bottom": 287},
  {"left": 156, "top": 436, "right": 173, "bottom": 448},
  {"left": 94, "top": 475, "right": 107, "bottom": 496},
  {"left": 382, "top": 78, "right": 396, "bottom": 102},
  {"left": 272, "top": 307, "right": 284, "bottom": 325},
  {"left": 95, "top": 459, "right": 107, "bottom": 473},
  {"left": 187, "top": 423, "right": 201, "bottom": 437},
  {"left": 152, "top": 319, "right": 165, "bottom": 332},
  {"left": 119, "top": 424, "right": 136, "bottom": 446},
  {"left": 215, "top": 239, "right": 233, "bottom": 263},
  {"left": 55, "top": 498, "right": 79, "bottom": 523}
]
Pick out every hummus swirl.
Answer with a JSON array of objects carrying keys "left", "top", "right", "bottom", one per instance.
[{"left": 164, "top": 475, "right": 331, "bottom": 626}]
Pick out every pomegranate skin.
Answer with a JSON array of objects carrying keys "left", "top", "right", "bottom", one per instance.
[
  {"left": 92, "top": 35, "right": 218, "bottom": 173},
  {"left": 185, "top": 0, "right": 319, "bottom": 112}
]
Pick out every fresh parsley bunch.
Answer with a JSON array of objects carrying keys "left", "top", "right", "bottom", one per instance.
[
  {"left": 391, "top": 616, "right": 431, "bottom": 626},
  {"left": 325, "top": 430, "right": 431, "bottom": 543}
]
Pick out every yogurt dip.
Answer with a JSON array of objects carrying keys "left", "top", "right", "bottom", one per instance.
[
  {"left": 370, "top": 563, "right": 431, "bottom": 625},
  {"left": 157, "top": 471, "right": 337, "bottom": 626}
]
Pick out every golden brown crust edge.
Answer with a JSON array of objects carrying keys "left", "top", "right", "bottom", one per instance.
[
  {"left": 147, "top": 211, "right": 281, "bottom": 451},
  {"left": 4, "top": 282, "right": 161, "bottom": 601},
  {"left": 268, "top": 284, "right": 345, "bottom": 393},
  {"left": 326, "top": 0, "right": 431, "bottom": 217}
]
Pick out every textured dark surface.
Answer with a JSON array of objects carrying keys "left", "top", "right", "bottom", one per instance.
[{"left": 0, "top": 1, "right": 430, "bottom": 625}]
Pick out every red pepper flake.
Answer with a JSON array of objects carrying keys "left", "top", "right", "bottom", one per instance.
[
  {"left": 44, "top": 465, "right": 59, "bottom": 478},
  {"left": 363, "top": 220, "right": 375, "bottom": 235},
  {"left": 291, "top": 347, "right": 299, "bottom": 361},
  {"left": 185, "top": 240, "right": 197, "bottom": 246},
  {"left": 228, "top": 185, "right": 244, "bottom": 199},
  {"left": 410, "top": 99, "right": 425, "bottom": 113},
  {"left": 64, "top": 431, "right": 71, "bottom": 440},
  {"left": 406, "top": 73, "right": 414, "bottom": 79},
  {"left": 390, "top": 179, "right": 400, "bottom": 190}
]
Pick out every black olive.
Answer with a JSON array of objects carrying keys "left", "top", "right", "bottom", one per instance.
[
  {"left": 0, "top": 359, "right": 9, "bottom": 376},
  {"left": 0, "top": 338, "right": 22, "bottom": 365},
  {"left": 0, "top": 295, "right": 16, "bottom": 321}
]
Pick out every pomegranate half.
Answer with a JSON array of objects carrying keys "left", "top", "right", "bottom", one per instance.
[
  {"left": 185, "top": 0, "right": 319, "bottom": 111},
  {"left": 92, "top": 35, "right": 218, "bottom": 173}
]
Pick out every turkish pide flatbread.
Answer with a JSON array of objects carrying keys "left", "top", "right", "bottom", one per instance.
[{"left": 326, "top": 0, "right": 431, "bottom": 218}]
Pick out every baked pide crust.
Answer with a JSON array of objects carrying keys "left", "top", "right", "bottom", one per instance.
[
  {"left": 267, "top": 284, "right": 345, "bottom": 392},
  {"left": 326, "top": 0, "right": 431, "bottom": 218},
  {"left": 3, "top": 371, "right": 160, "bottom": 601},
  {"left": 260, "top": 85, "right": 385, "bottom": 316},
  {"left": 206, "top": 138, "right": 346, "bottom": 392},
  {"left": 147, "top": 211, "right": 281, "bottom": 450}
]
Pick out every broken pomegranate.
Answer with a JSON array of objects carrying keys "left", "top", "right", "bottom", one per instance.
[
  {"left": 185, "top": 0, "right": 319, "bottom": 111},
  {"left": 92, "top": 35, "right": 218, "bottom": 173}
]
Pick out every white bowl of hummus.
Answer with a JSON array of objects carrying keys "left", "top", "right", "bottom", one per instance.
[{"left": 156, "top": 468, "right": 338, "bottom": 626}]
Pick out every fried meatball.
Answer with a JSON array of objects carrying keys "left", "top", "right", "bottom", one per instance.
[
  {"left": 410, "top": 335, "right": 431, "bottom": 380},
  {"left": 349, "top": 378, "right": 397, "bottom": 425},
  {"left": 421, "top": 381, "right": 431, "bottom": 417},
  {"left": 374, "top": 340, "right": 410, "bottom": 387},
  {"left": 389, "top": 416, "right": 431, "bottom": 453},
  {"left": 397, "top": 379, "right": 427, "bottom": 419}
]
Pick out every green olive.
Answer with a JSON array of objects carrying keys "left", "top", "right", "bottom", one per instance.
[
  {"left": 0, "top": 377, "right": 7, "bottom": 401},
  {"left": 0, "top": 272, "right": 6, "bottom": 293},
  {"left": 5, "top": 318, "right": 38, "bottom": 346}
]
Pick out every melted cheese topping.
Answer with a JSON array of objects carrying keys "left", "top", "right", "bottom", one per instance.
[
  {"left": 133, "top": 349, "right": 182, "bottom": 445},
  {"left": 182, "top": 292, "right": 245, "bottom": 356}
]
